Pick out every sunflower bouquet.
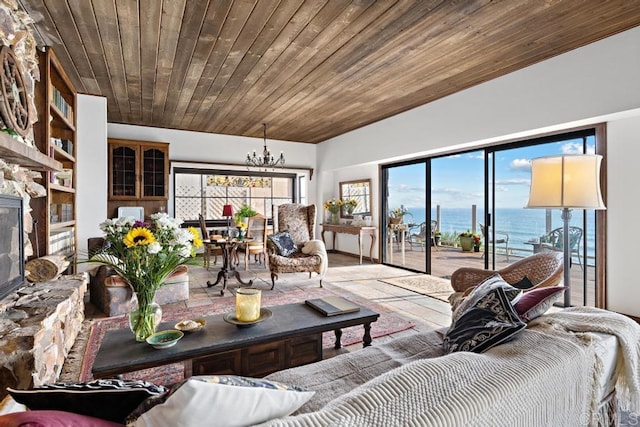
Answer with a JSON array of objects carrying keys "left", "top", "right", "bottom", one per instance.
[
  {"left": 89, "top": 212, "right": 202, "bottom": 341},
  {"left": 323, "top": 198, "right": 343, "bottom": 214},
  {"left": 344, "top": 198, "right": 358, "bottom": 215}
]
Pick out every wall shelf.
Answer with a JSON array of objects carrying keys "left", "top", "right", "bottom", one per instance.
[{"left": 0, "top": 132, "right": 61, "bottom": 171}]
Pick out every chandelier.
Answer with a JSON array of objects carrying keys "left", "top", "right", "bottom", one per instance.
[{"left": 246, "top": 123, "right": 285, "bottom": 169}]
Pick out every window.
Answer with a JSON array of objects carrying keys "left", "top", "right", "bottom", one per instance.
[{"left": 174, "top": 169, "right": 296, "bottom": 223}]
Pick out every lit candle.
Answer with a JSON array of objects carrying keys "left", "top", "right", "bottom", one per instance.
[{"left": 236, "top": 288, "right": 261, "bottom": 322}]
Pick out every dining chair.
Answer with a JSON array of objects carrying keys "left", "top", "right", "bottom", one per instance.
[
  {"left": 237, "top": 214, "right": 269, "bottom": 271},
  {"left": 199, "top": 214, "right": 221, "bottom": 269}
]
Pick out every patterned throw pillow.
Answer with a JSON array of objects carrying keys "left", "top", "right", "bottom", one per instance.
[
  {"left": 443, "top": 287, "right": 526, "bottom": 354},
  {"left": 7, "top": 379, "right": 167, "bottom": 424},
  {"left": 452, "top": 273, "right": 523, "bottom": 323},
  {"left": 268, "top": 231, "right": 299, "bottom": 257},
  {"left": 512, "top": 275, "right": 534, "bottom": 290},
  {"left": 514, "top": 286, "right": 567, "bottom": 321},
  {"left": 129, "top": 375, "right": 315, "bottom": 426}
]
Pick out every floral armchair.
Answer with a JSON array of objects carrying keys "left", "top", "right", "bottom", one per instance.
[{"left": 267, "top": 204, "right": 325, "bottom": 290}]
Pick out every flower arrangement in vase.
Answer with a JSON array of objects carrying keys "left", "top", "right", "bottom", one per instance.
[
  {"left": 323, "top": 198, "right": 343, "bottom": 224},
  {"left": 343, "top": 198, "right": 358, "bottom": 215},
  {"left": 389, "top": 206, "right": 411, "bottom": 224},
  {"left": 236, "top": 221, "right": 247, "bottom": 240},
  {"left": 88, "top": 213, "right": 202, "bottom": 341}
]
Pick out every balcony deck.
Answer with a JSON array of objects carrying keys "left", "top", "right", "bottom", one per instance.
[{"left": 385, "top": 243, "right": 596, "bottom": 307}]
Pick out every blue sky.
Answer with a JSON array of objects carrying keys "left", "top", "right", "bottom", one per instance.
[{"left": 388, "top": 137, "right": 596, "bottom": 210}]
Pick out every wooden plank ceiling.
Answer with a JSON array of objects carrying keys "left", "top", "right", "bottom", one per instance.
[{"left": 19, "top": 0, "right": 640, "bottom": 143}]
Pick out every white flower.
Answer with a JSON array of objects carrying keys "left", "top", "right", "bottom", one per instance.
[
  {"left": 173, "top": 229, "right": 192, "bottom": 245},
  {"left": 99, "top": 219, "right": 115, "bottom": 232},
  {"left": 147, "top": 242, "right": 162, "bottom": 254},
  {"left": 153, "top": 213, "right": 182, "bottom": 230},
  {"left": 116, "top": 216, "right": 136, "bottom": 227},
  {"left": 178, "top": 246, "right": 191, "bottom": 258}
]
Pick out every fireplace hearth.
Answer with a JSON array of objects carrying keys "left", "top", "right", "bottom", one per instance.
[{"left": 0, "top": 194, "right": 25, "bottom": 301}]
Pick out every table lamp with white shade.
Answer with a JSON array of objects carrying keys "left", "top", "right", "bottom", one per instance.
[{"left": 526, "top": 154, "right": 606, "bottom": 306}]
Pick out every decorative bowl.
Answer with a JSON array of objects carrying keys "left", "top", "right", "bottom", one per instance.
[
  {"left": 146, "top": 329, "right": 184, "bottom": 349},
  {"left": 175, "top": 318, "right": 206, "bottom": 332}
]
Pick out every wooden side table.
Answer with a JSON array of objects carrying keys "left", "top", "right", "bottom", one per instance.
[
  {"left": 206, "top": 238, "right": 254, "bottom": 295},
  {"left": 321, "top": 224, "right": 377, "bottom": 264}
]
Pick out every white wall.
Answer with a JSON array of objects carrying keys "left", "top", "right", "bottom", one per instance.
[
  {"left": 606, "top": 116, "right": 640, "bottom": 317},
  {"left": 75, "top": 94, "right": 107, "bottom": 268},
  {"left": 320, "top": 163, "right": 380, "bottom": 258},
  {"left": 317, "top": 26, "right": 640, "bottom": 317},
  {"left": 105, "top": 124, "right": 317, "bottom": 216}
]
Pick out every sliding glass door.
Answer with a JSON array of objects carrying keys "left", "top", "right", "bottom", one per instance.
[
  {"left": 382, "top": 162, "right": 427, "bottom": 271},
  {"left": 381, "top": 127, "right": 603, "bottom": 307}
]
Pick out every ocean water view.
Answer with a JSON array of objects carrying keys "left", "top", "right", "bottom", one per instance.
[{"left": 400, "top": 207, "right": 596, "bottom": 263}]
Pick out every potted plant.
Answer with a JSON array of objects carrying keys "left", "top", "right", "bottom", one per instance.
[
  {"left": 473, "top": 234, "right": 482, "bottom": 252},
  {"left": 459, "top": 230, "right": 479, "bottom": 252},
  {"left": 433, "top": 230, "right": 442, "bottom": 246},
  {"left": 389, "top": 207, "right": 411, "bottom": 224},
  {"left": 234, "top": 204, "right": 257, "bottom": 225}
]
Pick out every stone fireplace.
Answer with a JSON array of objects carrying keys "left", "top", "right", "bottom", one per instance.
[
  {"left": 0, "top": 274, "right": 87, "bottom": 400},
  {"left": 0, "top": 2, "right": 86, "bottom": 401}
]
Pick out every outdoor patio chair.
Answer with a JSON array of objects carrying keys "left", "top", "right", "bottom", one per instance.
[
  {"left": 448, "top": 251, "right": 564, "bottom": 309},
  {"left": 539, "top": 226, "right": 583, "bottom": 270},
  {"left": 408, "top": 220, "right": 438, "bottom": 251},
  {"left": 480, "top": 223, "right": 510, "bottom": 261}
]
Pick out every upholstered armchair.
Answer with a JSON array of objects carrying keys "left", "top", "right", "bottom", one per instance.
[
  {"left": 267, "top": 204, "right": 327, "bottom": 290},
  {"left": 448, "top": 251, "right": 563, "bottom": 310}
]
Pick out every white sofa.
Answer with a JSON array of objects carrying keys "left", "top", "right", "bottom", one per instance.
[
  {"left": 259, "top": 307, "right": 639, "bottom": 426},
  {"left": 2, "top": 308, "right": 638, "bottom": 426}
]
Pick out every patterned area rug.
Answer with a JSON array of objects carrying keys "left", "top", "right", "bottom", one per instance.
[
  {"left": 72, "top": 286, "right": 414, "bottom": 385},
  {"left": 379, "top": 275, "right": 454, "bottom": 303}
]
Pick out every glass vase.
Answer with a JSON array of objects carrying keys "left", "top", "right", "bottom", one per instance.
[
  {"left": 330, "top": 212, "right": 339, "bottom": 224},
  {"left": 128, "top": 291, "right": 163, "bottom": 342}
]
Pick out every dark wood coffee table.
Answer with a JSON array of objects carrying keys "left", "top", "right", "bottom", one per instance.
[{"left": 92, "top": 302, "right": 379, "bottom": 379}]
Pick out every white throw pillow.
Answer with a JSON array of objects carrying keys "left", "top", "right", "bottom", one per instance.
[{"left": 133, "top": 376, "right": 315, "bottom": 427}]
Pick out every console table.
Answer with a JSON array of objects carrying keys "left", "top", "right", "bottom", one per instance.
[{"left": 321, "top": 224, "right": 377, "bottom": 264}]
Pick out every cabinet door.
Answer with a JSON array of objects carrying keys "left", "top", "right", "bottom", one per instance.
[
  {"left": 109, "top": 144, "right": 139, "bottom": 199},
  {"left": 141, "top": 146, "right": 167, "bottom": 199}
]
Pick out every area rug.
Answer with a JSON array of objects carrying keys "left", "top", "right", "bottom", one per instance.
[
  {"left": 75, "top": 286, "right": 414, "bottom": 385},
  {"left": 379, "top": 274, "right": 454, "bottom": 303}
]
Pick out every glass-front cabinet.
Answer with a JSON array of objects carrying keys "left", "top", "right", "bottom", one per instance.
[
  {"left": 107, "top": 138, "right": 169, "bottom": 219},
  {"left": 108, "top": 139, "right": 168, "bottom": 200}
]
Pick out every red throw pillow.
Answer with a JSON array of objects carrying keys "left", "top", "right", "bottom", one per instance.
[
  {"left": 513, "top": 286, "right": 567, "bottom": 321},
  {"left": 0, "top": 410, "right": 121, "bottom": 427}
]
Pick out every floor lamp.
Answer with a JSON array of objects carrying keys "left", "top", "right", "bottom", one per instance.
[{"left": 526, "top": 154, "right": 606, "bottom": 307}]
